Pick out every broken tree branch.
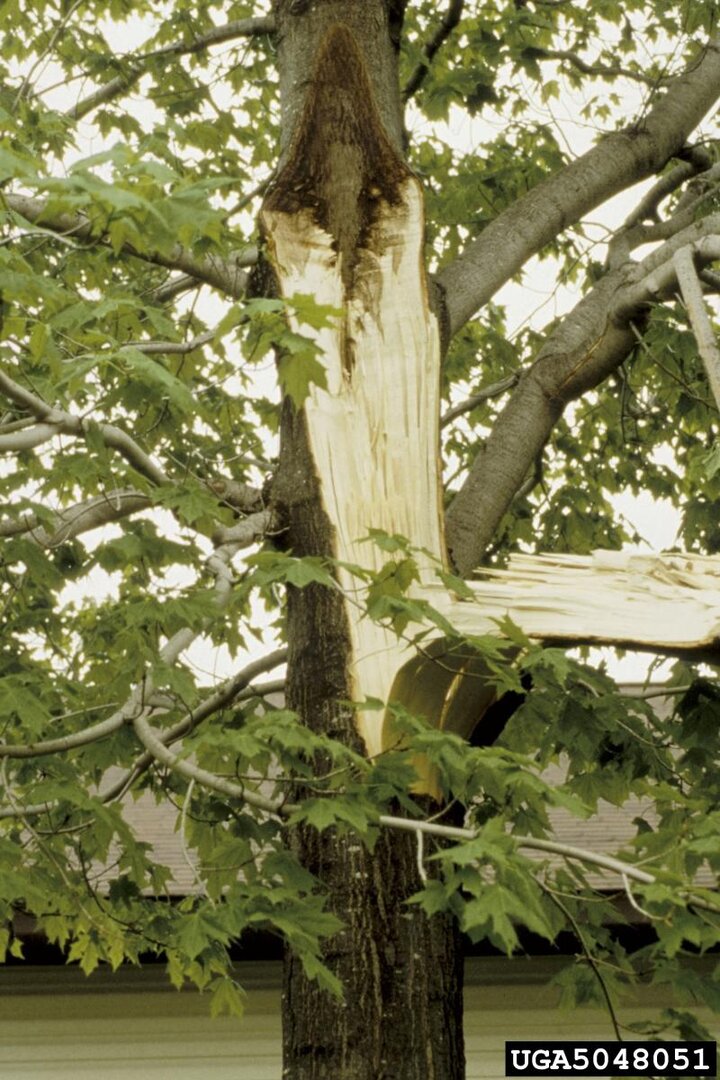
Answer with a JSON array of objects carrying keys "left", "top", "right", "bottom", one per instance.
[{"left": 674, "top": 244, "right": 720, "bottom": 411}]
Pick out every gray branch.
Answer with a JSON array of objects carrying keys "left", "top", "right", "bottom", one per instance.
[
  {"left": 131, "top": 710, "right": 285, "bottom": 816},
  {"left": 437, "top": 37, "right": 720, "bottom": 338},
  {"left": 445, "top": 217, "right": 720, "bottom": 574},
  {"left": 0, "top": 489, "right": 151, "bottom": 545},
  {"left": 4, "top": 194, "right": 256, "bottom": 299},
  {"left": 673, "top": 245, "right": 720, "bottom": 412},
  {"left": 0, "top": 368, "right": 169, "bottom": 486},
  {"left": 529, "top": 46, "right": 667, "bottom": 88},
  {"left": 441, "top": 373, "right": 520, "bottom": 428},
  {"left": 0, "top": 648, "right": 285, "bottom": 762}
]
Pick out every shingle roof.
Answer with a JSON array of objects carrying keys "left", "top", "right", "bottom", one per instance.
[{"left": 112, "top": 687, "right": 710, "bottom": 895}]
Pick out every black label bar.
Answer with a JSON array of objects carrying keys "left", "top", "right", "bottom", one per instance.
[{"left": 505, "top": 1040, "right": 717, "bottom": 1077}]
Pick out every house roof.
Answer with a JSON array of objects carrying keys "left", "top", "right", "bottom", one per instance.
[{"left": 109, "top": 685, "right": 707, "bottom": 896}]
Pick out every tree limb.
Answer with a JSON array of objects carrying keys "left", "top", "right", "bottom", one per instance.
[
  {"left": 618, "top": 146, "right": 713, "bottom": 231},
  {"left": 445, "top": 219, "right": 720, "bottom": 574},
  {"left": 0, "top": 649, "right": 285, "bottom": 761},
  {"left": 3, "top": 194, "right": 256, "bottom": 299},
  {"left": 378, "top": 814, "right": 720, "bottom": 913},
  {"left": 103, "top": 674, "right": 286, "bottom": 803},
  {"left": 441, "top": 373, "right": 520, "bottom": 428},
  {"left": 0, "top": 367, "right": 264, "bottom": 522},
  {"left": 145, "top": 274, "right": 201, "bottom": 305},
  {"left": 436, "top": 38, "right": 720, "bottom": 338},
  {"left": 528, "top": 46, "right": 667, "bottom": 88},
  {"left": 131, "top": 710, "right": 285, "bottom": 816},
  {"left": 0, "top": 367, "right": 170, "bottom": 486},
  {"left": 0, "top": 489, "right": 152, "bottom": 545},
  {"left": 674, "top": 244, "right": 720, "bottom": 412},
  {"left": 608, "top": 163, "right": 720, "bottom": 267},
  {"left": 66, "top": 16, "right": 277, "bottom": 121},
  {"left": 402, "top": 0, "right": 464, "bottom": 101}
]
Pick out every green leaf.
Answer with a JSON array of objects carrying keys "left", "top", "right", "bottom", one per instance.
[
  {"left": 277, "top": 348, "right": 328, "bottom": 408},
  {"left": 119, "top": 347, "right": 196, "bottom": 413},
  {"left": 209, "top": 977, "right": 246, "bottom": 1019}
]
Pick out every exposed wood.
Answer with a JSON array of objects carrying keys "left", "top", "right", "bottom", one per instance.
[
  {"left": 265, "top": 13, "right": 464, "bottom": 1078},
  {"left": 263, "top": 24, "right": 445, "bottom": 764},
  {"left": 440, "top": 550, "right": 720, "bottom": 655}
]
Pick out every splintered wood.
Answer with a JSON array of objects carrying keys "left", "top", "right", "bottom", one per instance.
[
  {"left": 445, "top": 550, "right": 720, "bottom": 653},
  {"left": 261, "top": 28, "right": 719, "bottom": 786}
]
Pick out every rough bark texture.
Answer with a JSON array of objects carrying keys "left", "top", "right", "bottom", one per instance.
[{"left": 268, "top": 3, "right": 465, "bottom": 1077}]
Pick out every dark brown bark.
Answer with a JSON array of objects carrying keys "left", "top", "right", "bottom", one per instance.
[{"left": 269, "top": 4, "right": 465, "bottom": 1077}]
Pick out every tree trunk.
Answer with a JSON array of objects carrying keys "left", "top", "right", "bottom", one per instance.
[{"left": 266, "top": 3, "right": 465, "bottom": 1076}]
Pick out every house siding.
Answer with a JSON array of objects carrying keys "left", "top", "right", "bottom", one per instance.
[{"left": 1, "top": 959, "right": 716, "bottom": 1079}]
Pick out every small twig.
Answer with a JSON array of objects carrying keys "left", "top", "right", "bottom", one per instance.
[
  {"left": 622, "top": 873, "right": 658, "bottom": 920},
  {"left": 441, "top": 373, "right": 520, "bottom": 427},
  {"left": 13, "top": 0, "right": 85, "bottom": 109},
  {"left": 104, "top": 672, "right": 286, "bottom": 803},
  {"left": 416, "top": 828, "right": 428, "bottom": 884},
  {"left": 627, "top": 684, "right": 692, "bottom": 700},
  {"left": 540, "top": 881, "right": 623, "bottom": 1041},
  {"left": 700, "top": 268, "right": 720, "bottom": 292},
  {"left": 179, "top": 778, "right": 212, "bottom": 902}
]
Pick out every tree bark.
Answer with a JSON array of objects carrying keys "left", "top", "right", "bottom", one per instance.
[
  {"left": 436, "top": 36, "right": 720, "bottom": 337},
  {"left": 266, "top": 3, "right": 464, "bottom": 1076}
]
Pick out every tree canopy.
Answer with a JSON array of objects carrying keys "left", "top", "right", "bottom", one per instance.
[{"left": 1, "top": 0, "right": 720, "bottom": 1057}]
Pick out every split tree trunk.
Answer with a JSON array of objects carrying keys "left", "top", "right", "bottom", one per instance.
[
  {"left": 261, "top": 5, "right": 720, "bottom": 1076},
  {"left": 265, "top": 3, "right": 465, "bottom": 1077}
]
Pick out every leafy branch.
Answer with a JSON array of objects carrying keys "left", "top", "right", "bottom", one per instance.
[
  {"left": 437, "top": 35, "right": 720, "bottom": 335},
  {"left": 525, "top": 45, "right": 668, "bottom": 88},
  {"left": 3, "top": 194, "right": 257, "bottom": 298},
  {"left": 402, "top": 0, "right": 465, "bottom": 101},
  {"left": 65, "top": 16, "right": 277, "bottom": 121}
]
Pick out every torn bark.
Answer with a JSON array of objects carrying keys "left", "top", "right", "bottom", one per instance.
[{"left": 264, "top": 9, "right": 463, "bottom": 1077}]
